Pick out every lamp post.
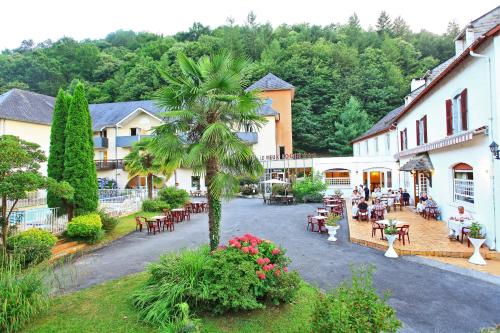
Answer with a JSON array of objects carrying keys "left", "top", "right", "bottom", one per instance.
[{"left": 489, "top": 141, "right": 500, "bottom": 159}]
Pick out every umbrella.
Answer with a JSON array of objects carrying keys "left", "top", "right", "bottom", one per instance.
[{"left": 260, "top": 179, "right": 288, "bottom": 184}]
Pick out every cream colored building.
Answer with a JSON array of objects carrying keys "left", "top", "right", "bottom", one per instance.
[{"left": 0, "top": 73, "right": 295, "bottom": 192}]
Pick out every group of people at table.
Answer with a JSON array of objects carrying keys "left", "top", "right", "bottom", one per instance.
[
  {"left": 349, "top": 185, "right": 480, "bottom": 244},
  {"left": 136, "top": 201, "right": 208, "bottom": 235},
  {"left": 307, "top": 195, "right": 344, "bottom": 233}
]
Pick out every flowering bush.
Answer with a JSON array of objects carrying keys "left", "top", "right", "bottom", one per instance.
[{"left": 201, "top": 234, "right": 300, "bottom": 313}]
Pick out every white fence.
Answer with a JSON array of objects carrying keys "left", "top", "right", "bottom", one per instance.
[
  {"left": 10, "top": 207, "right": 68, "bottom": 235},
  {"left": 325, "top": 177, "right": 351, "bottom": 186},
  {"left": 7, "top": 191, "right": 47, "bottom": 209},
  {"left": 98, "top": 189, "right": 158, "bottom": 217}
]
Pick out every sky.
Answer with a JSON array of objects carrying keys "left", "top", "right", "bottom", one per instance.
[{"left": 1, "top": 0, "right": 498, "bottom": 50}]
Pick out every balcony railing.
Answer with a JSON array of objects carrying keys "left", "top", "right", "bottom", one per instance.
[
  {"left": 116, "top": 135, "right": 151, "bottom": 147},
  {"left": 93, "top": 136, "right": 109, "bottom": 148},
  {"left": 95, "top": 159, "right": 124, "bottom": 170},
  {"left": 325, "top": 177, "right": 351, "bottom": 187}
]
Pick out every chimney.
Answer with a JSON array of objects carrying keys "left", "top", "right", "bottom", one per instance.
[
  {"left": 465, "top": 28, "right": 476, "bottom": 48},
  {"left": 410, "top": 78, "right": 426, "bottom": 92},
  {"left": 455, "top": 39, "right": 465, "bottom": 57}
]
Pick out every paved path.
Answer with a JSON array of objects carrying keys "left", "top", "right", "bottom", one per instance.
[{"left": 55, "top": 199, "right": 500, "bottom": 333}]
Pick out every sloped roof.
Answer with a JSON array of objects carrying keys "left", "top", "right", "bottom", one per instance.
[
  {"left": 0, "top": 89, "right": 55, "bottom": 125},
  {"left": 0, "top": 89, "right": 279, "bottom": 130},
  {"left": 89, "top": 100, "right": 163, "bottom": 130},
  {"left": 456, "top": 5, "right": 499, "bottom": 40},
  {"left": 400, "top": 153, "right": 434, "bottom": 171},
  {"left": 245, "top": 73, "right": 294, "bottom": 92},
  {"left": 352, "top": 105, "right": 404, "bottom": 143}
]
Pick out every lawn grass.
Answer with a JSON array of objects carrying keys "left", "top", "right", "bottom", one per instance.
[
  {"left": 23, "top": 273, "right": 318, "bottom": 333},
  {"left": 100, "top": 211, "right": 157, "bottom": 245}
]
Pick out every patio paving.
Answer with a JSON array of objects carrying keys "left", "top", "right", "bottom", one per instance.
[
  {"left": 54, "top": 198, "right": 500, "bottom": 333},
  {"left": 347, "top": 202, "right": 497, "bottom": 259}
]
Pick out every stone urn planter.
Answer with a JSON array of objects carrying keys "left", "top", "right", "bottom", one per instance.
[
  {"left": 468, "top": 237, "right": 486, "bottom": 265},
  {"left": 384, "top": 234, "right": 399, "bottom": 258},
  {"left": 326, "top": 225, "right": 340, "bottom": 242}
]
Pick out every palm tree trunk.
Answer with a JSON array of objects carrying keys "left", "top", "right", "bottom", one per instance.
[
  {"left": 147, "top": 173, "right": 154, "bottom": 199},
  {"left": 206, "top": 157, "right": 221, "bottom": 251}
]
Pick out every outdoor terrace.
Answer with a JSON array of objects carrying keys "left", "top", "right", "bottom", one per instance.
[{"left": 347, "top": 202, "right": 498, "bottom": 259}]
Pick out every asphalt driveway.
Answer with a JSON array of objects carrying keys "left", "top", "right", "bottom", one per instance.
[{"left": 54, "top": 198, "right": 500, "bottom": 333}]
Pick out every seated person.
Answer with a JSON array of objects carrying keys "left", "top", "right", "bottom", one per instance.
[
  {"left": 352, "top": 189, "right": 359, "bottom": 197},
  {"left": 368, "top": 198, "right": 385, "bottom": 218},
  {"left": 352, "top": 198, "right": 368, "bottom": 219},
  {"left": 416, "top": 192, "right": 428, "bottom": 213},
  {"left": 448, "top": 206, "right": 473, "bottom": 239},
  {"left": 402, "top": 189, "right": 410, "bottom": 205}
]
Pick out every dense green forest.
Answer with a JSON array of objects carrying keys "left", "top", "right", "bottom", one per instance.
[{"left": 0, "top": 12, "right": 459, "bottom": 154}]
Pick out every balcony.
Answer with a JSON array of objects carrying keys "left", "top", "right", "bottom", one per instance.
[
  {"left": 116, "top": 135, "right": 151, "bottom": 148},
  {"left": 95, "top": 159, "right": 124, "bottom": 170},
  {"left": 93, "top": 136, "right": 109, "bottom": 148},
  {"left": 236, "top": 132, "right": 258, "bottom": 144}
]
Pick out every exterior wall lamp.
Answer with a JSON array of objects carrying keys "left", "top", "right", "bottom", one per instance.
[{"left": 489, "top": 141, "right": 500, "bottom": 159}]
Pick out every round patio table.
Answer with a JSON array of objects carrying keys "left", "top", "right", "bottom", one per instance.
[{"left": 171, "top": 208, "right": 186, "bottom": 222}]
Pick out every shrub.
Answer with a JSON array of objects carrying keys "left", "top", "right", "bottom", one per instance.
[
  {"left": 67, "top": 213, "right": 103, "bottom": 243},
  {"left": 142, "top": 199, "right": 170, "bottom": 212},
  {"left": 292, "top": 172, "right": 327, "bottom": 202},
  {"left": 97, "top": 209, "right": 118, "bottom": 232},
  {"left": 159, "top": 187, "right": 190, "bottom": 208},
  {"left": 311, "top": 265, "right": 401, "bottom": 333},
  {"left": 133, "top": 246, "right": 210, "bottom": 327},
  {"left": 7, "top": 229, "right": 57, "bottom": 266},
  {"left": 0, "top": 260, "right": 49, "bottom": 332},
  {"left": 240, "top": 185, "right": 258, "bottom": 196},
  {"left": 133, "top": 235, "right": 300, "bottom": 327},
  {"left": 272, "top": 184, "right": 290, "bottom": 195}
]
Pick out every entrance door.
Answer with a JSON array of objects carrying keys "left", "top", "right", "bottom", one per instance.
[{"left": 413, "top": 172, "right": 429, "bottom": 206}]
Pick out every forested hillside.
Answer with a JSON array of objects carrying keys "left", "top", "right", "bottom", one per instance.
[{"left": 0, "top": 12, "right": 459, "bottom": 154}]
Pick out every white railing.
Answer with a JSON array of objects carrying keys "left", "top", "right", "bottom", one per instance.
[
  {"left": 454, "top": 179, "right": 474, "bottom": 204},
  {"left": 98, "top": 189, "right": 158, "bottom": 203},
  {"left": 325, "top": 177, "right": 351, "bottom": 186},
  {"left": 10, "top": 207, "right": 68, "bottom": 235},
  {"left": 7, "top": 191, "right": 47, "bottom": 209},
  {"left": 100, "top": 199, "right": 142, "bottom": 217}
]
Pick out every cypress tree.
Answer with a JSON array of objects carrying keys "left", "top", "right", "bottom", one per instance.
[
  {"left": 47, "top": 89, "right": 70, "bottom": 210},
  {"left": 63, "top": 82, "right": 98, "bottom": 216}
]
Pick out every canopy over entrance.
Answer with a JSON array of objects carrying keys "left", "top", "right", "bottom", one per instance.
[{"left": 400, "top": 153, "right": 434, "bottom": 172}]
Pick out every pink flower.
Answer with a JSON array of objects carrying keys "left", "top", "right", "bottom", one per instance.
[
  {"left": 233, "top": 242, "right": 242, "bottom": 248},
  {"left": 256, "top": 270, "right": 266, "bottom": 280},
  {"left": 272, "top": 248, "right": 281, "bottom": 255},
  {"left": 217, "top": 245, "right": 227, "bottom": 250},
  {"left": 256, "top": 258, "right": 265, "bottom": 266},
  {"left": 249, "top": 247, "right": 259, "bottom": 255},
  {"left": 274, "top": 269, "right": 281, "bottom": 277},
  {"left": 283, "top": 267, "right": 288, "bottom": 272},
  {"left": 241, "top": 246, "right": 250, "bottom": 253},
  {"left": 263, "top": 258, "right": 271, "bottom": 264},
  {"left": 263, "top": 265, "right": 272, "bottom": 271}
]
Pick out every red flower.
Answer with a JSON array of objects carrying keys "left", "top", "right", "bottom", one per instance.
[
  {"left": 241, "top": 246, "right": 250, "bottom": 253},
  {"left": 263, "top": 258, "right": 271, "bottom": 264},
  {"left": 249, "top": 247, "right": 259, "bottom": 255},
  {"left": 256, "top": 258, "right": 265, "bottom": 266},
  {"left": 256, "top": 270, "right": 266, "bottom": 280},
  {"left": 263, "top": 265, "right": 272, "bottom": 271},
  {"left": 272, "top": 248, "right": 281, "bottom": 255}
]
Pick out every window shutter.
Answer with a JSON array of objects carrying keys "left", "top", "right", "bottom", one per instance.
[
  {"left": 416, "top": 120, "right": 420, "bottom": 146},
  {"left": 446, "top": 99, "right": 453, "bottom": 135},
  {"left": 404, "top": 129, "right": 407, "bottom": 149},
  {"left": 400, "top": 131, "right": 404, "bottom": 151},
  {"left": 423, "top": 115, "right": 428, "bottom": 143},
  {"left": 460, "top": 88, "right": 468, "bottom": 130}
]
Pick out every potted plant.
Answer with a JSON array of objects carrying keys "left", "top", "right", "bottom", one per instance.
[
  {"left": 383, "top": 220, "right": 399, "bottom": 258},
  {"left": 325, "top": 214, "right": 341, "bottom": 242},
  {"left": 467, "top": 222, "right": 486, "bottom": 265}
]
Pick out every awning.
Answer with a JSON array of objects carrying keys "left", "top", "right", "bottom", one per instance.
[{"left": 400, "top": 153, "right": 434, "bottom": 172}]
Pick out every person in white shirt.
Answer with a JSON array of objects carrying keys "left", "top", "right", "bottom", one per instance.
[{"left": 447, "top": 206, "right": 473, "bottom": 239}]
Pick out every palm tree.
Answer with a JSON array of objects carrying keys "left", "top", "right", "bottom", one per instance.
[
  {"left": 152, "top": 52, "right": 265, "bottom": 250},
  {"left": 124, "top": 137, "right": 173, "bottom": 199}
]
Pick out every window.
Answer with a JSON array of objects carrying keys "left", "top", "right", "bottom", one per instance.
[
  {"left": 387, "top": 171, "right": 392, "bottom": 188},
  {"left": 400, "top": 129, "right": 408, "bottom": 151},
  {"left": 416, "top": 115, "right": 428, "bottom": 146},
  {"left": 191, "top": 176, "right": 201, "bottom": 190},
  {"left": 279, "top": 146, "right": 285, "bottom": 159},
  {"left": 357, "top": 143, "right": 361, "bottom": 156},
  {"left": 101, "top": 129, "right": 107, "bottom": 138},
  {"left": 365, "top": 141, "right": 369, "bottom": 154},
  {"left": 375, "top": 137, "right": 379, "bottom": 153},
  {"left": 453, "top": 163, "right": 474, "bottom": 204},
  {"left": 446, "top": 89, "right": 468, "bottom": 135},
  {"left": 130, "top": 128, "right": 141, "bottom": 136},
  {"left": 386, "top": 133, "right": 390, "bottom": 151},
  {"left": 324, "top": 170, "right": 351, "bottom": 186}
]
